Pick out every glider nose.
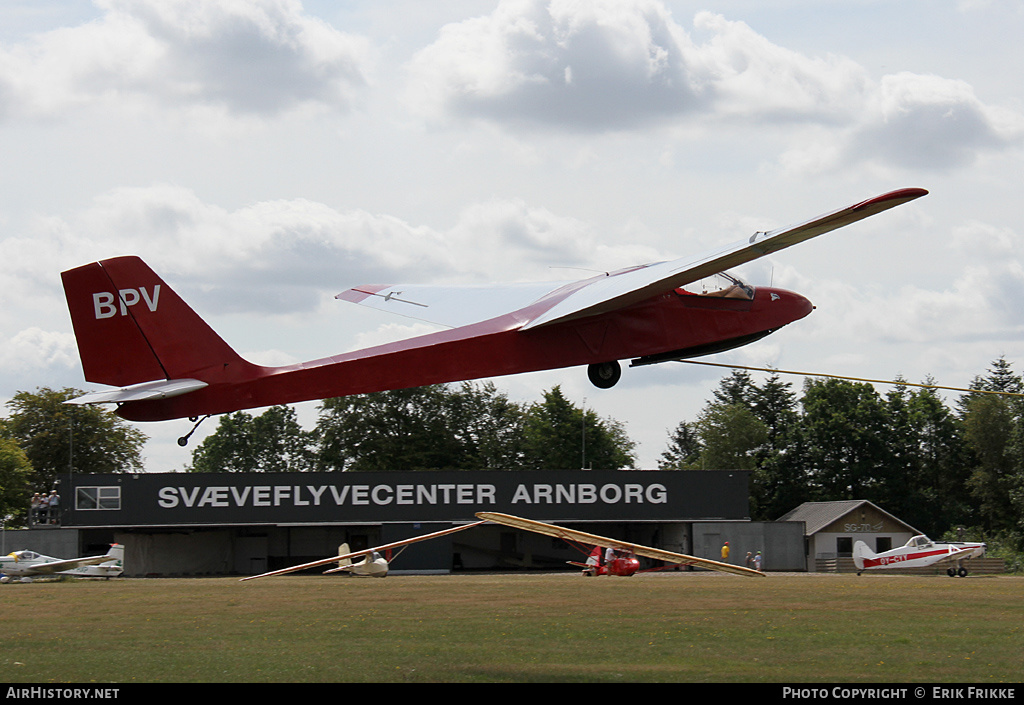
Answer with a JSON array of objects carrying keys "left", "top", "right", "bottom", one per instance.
[{"left": 760, "top": 287, "right": 814, "bottom": 324}]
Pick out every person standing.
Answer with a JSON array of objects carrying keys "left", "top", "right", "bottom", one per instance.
[
  {"left": 721, "top": 541, "right": 730, "bottom": 563},
  {"left": 47, "top": 490, "right": 60, "bottom": 524}
]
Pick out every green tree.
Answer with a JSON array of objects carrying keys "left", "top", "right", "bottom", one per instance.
[
  {"left": 800, "top": 379, "right": 889, "bottom": 501},
  {"left": 658, "top": 421, "right": 701, "bottom": 469},
  {"left": 4, "top": 387, "right": 146, "bottom": 489},
  {"left": 961, "top": 393, "right": 1020, "bottom": 533},
  {"left": 521, "top": 386, "right": 635, "bottom": 470},
  {"left": 712, "top": 369, "right": 759, "bottom": 408},
  {"left": 189, "top": 405, "right": 314, "bottom": 473},
  {"left": 748, "top": 373, "right": 808, "bottom": 520},
  {"left": 0, "top": 437, "right": 33, "bottom": 525},
  {"left": 316, "top": 383, "right": 527, "bottom": 472},
  {"left": 750, "top": 373, "right": 799, "bottom": 446},
  {"left": 444, "top": 382, "right": 527, "bottom": 469},
  {"left": 884, "top": 382, "right": 973, "bottom": 536},
  {"left": 691, "top": 402, "right": 767, "bottom": 471},
  {"left": 960, "top": 358, "right": 1024, "bottom": 538}
]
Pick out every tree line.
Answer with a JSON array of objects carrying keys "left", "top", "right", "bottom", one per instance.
[
  {"left": 2, "top": 358, "right": 1023, "bottom": 553},
  {"left": 660, "top": 357, "right": 1024, "bottom": 546},
  {"left": 186, "top": 383, "right": 635, "bottom": 474}
]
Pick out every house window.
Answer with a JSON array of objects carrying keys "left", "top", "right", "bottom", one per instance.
[
  {"left": 76, "top": 486, "right": 121, "bottom": 511},
  {"left": 836, "top": 536, "right": 853, "bottom": 557}
]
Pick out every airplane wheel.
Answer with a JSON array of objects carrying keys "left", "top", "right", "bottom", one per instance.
[
  {"left": 588, "top": 361, "right": 621, "bottom": 389},
  {"left": 957, "top": 567, "right": 968, "bottom": 578},
  {"left": 177, "top": 437, "right": 189, "bottom": 447},
  {"left": 947, "top": 568, "right": 957, "bottom": 577}
]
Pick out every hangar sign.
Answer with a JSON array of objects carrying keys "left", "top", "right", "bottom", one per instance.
[
  {"left": 156, "top": 479, "right": 671, "bottom": 510},
  {"left": 60, "top": 470, "right": 750, "bottom": 526}
]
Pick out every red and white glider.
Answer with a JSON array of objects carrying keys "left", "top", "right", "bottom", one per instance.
[
  {"left": 853, "top": 535, "right": 986, "bottom": 577},
  {"left": 477, "top": 512, "right": 764, "bottom": 577},
  {"left": 61, "top": 189, "right": 926, "bottom": 441}
]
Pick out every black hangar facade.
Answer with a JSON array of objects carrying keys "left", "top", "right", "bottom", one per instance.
[{"left": 47, "top": 469, "right": 805, "bottom": 576}]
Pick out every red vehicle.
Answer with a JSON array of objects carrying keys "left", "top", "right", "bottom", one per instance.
[{"left": 61, "top": 189, "right": 926, "bottom": 444}]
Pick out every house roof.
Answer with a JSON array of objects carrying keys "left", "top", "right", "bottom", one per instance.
[{"left": 777, "top": 499, "right": 919, "bottom": 536}]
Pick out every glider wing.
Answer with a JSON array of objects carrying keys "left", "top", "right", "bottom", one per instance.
[
  {"left": 239, "top": 521, "right": 485, "bottom": 581},
  {"left": 336, "top": 280, "right": 575, "bottom": 329},
  {"left": 24, "top": 555, "right": 117, "bottom": 575},
  {"left": 520, "top": 188, "right": 928, "bottom": 329},
  {"left": 336, "top": 190, "right": 925, "bottom": 333},
  {"left": 477, "top": 512, "right": 764, "bottom": 577}
]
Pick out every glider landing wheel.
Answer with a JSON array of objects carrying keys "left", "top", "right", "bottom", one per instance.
[
  {"left": 588, "top": 361, "right": 621, "bottom": 389},
  {"left": 177, "top": 414, "right": 211, "bottom": 446}
]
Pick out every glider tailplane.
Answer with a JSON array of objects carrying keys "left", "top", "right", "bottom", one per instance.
[{"left": 61, "top": 256, "right": 253, "bottom": 389}]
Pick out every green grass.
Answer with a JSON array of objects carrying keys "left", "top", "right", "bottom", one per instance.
[{"left": 2, "top": 572, "right": 1021, "bottom": 683}]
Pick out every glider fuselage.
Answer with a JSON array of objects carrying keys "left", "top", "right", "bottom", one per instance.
[{"left": 113, "top": 281, "right": 811, "bottom": 421}]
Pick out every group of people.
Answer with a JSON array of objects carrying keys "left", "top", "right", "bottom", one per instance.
[
  {"left": 30, "top": 491, "right": 60, "bottom": 525},
  {"left": 721, "top": 541, "right": 763, "bottom": 571}
]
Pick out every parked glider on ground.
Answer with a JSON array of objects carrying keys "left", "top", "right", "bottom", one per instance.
[
  {"left": 61, "top": 189, "right": 927, "bottom": 443},
  {"left": 239, "top": 521, "right": 485, "bottom": 581},
  {"left": 853, "top": 535, "right": 986, "bottom": 577},
  {"left": 477, "top": 512, "right": 764, "bottom": 577},
  {"left": 0, "top": 544, "right": 124, "bottom": 583}
]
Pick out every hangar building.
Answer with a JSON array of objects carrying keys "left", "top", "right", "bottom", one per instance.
[{"left": 19, "top": 469, "right": 806, "bottom": 576}]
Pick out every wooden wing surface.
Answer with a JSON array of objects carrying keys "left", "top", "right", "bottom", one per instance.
[
  {"left": 240, "top": 521, "right": 485, "bottom": 581},
  {"left": 477, "top": 512, "right": 764, "bottom": 577}
]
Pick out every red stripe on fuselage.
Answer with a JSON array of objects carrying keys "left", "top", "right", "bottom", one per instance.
[{"left": 862, "top": 548, "right": 950, "bottom": 568}]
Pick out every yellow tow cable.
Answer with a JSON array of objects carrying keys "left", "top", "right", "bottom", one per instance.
[{"left": 677, "top": 359, "right": 1024, "bottom": 398}]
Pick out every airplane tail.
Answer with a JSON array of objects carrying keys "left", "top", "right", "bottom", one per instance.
[
  {"left": 61, "top": 256, "right": 255, "bottom": 388},
  {"left": 852, "top": 541, "right": 873, "bottom": 571}
]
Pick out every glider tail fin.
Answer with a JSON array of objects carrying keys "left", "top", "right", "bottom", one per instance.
[
  {"left": 103, "top": 544, "right": 124, "bottom": 565},
  {"left": 337, "top": 544, "right": 352, "bottom": 569},
  {"left": 852, "top": 541, "right": 873, "bottom": 571},
  {"left": 61, "top": 256, "right": 252, "bottom": 387}
]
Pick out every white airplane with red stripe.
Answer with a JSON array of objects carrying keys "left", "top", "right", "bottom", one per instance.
[{"left": 853, "top": 535, "right": 986, "bottom": 577}]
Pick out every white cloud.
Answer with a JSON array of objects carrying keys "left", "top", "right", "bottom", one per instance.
[
  {"left": 405, "top": 1, "right": 1024, "bottom": 172},
  {"left": 406, "top": 0, "right": 705, "bottom": 131},
  {"left": 689, "top": 11, "right": 869, "bottom": 124},
  {"left": 847, "top": 72, "right": 1024, "bottom": 170},
  {"left": 3, "top": 184, "right": 663, "bottom": 320},
  {"left": 0, "top": 0, "right": 373, "bottom": 120},
  {"left": 0, "top": 327, "right": 80, "bottom": 398}
]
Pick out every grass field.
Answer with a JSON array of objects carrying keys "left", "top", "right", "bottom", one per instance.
[{"left": 2, "top": 571, "right": 1021, "bottom": 683}]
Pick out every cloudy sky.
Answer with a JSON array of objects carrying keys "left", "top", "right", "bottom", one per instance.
[{"left": 2, "top": 0, "right": 1022, "bottom": 471}]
